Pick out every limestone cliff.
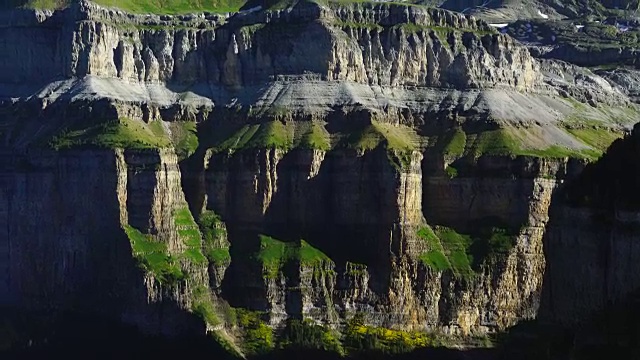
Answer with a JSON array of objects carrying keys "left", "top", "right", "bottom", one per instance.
[{"left": 0, "top": 0, "right": 639, "bottom": 356}]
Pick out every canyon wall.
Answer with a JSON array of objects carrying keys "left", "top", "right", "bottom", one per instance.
[{"left": 0, "top": 0, "right": 638, "bottom": 355}]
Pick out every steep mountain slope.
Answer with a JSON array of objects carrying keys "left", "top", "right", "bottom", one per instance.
[{"left": 0, "top": 0, "right": 639, "bottom": 357}]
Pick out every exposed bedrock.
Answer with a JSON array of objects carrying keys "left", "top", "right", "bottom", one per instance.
[{"left": 0, "top": 148, "right": 211, "bottom": 336}]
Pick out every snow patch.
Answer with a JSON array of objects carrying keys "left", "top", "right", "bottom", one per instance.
[
  {"left": 538, "top": 10, "right": 549, "bottom": 19},
  {"left": 489, "top": 23, "right": 509, "bottom": 28}
]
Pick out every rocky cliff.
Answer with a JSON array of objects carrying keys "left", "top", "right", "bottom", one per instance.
[{"left": 0, "top": 0, "right": 639, "bottom": 357}]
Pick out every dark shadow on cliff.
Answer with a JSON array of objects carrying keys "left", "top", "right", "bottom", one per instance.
[
  {"left": 0, "top": 310, "right": 235, "bottom": 360},
  {"left": 249, "top": 347, "right": 498, "bottom": 360},
  {"left": 507, "top": 124, "right": 640, "bottom": 360}
]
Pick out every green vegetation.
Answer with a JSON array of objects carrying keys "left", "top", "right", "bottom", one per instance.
[
  {"left": 279, "top": 319, "right": 344, "bottom": 354},
  {"left": 417, "top": 224, "right": 518, "bottom": 277},
  {"left": 191, "top": 285, "right": 219, "bottom": 326},
  {"left": 124, "top": 225, "right": 185, "bottom": 284},
  {"left": 346, "top": 121, "right": 419, "bottom": 152},
  {"left": 344, "top": 314, "right": 432, "bottom": 354},
  {"left": 443, "top": 129, "right": 466, "bottom": 157},
  {"left": 417, "top": 226, "right": 451, "bottom": 272},
  {"left": 344, "top": 121, "right": 419, "bottom": 169},
  {"left": 465, "top": 128, "right": 602, "bottom": 160},
  {"left": 434, "top": 227, "right": 474, "bottom": 277},
  {"left": 94, "top": 0, "right": 248, "bottom": 14},
  {"left": 257, "top": 235, "right": 331, "bottom": 279},
  {"left": 467, "top": 129, "right": 518, "bottom": 156},
  {"left": 445, "top": 165, "right": 458, "bottom": 178},
  {"left": 197, "top": 210, "right": 231, "bottom": 266},
  {"left": 49, "top": 118, "right": 170, "bottom": 150},
  {"left": 298, "top": 122, "right": 331, "bottom": 151},
  {"left": 173, "top": 207, "right": 207, "bottom": 265},
  {"left": 565, "top": 127, "right": 623, "bottom": 152},
  {"left": 236, "top": 309, "right": 274, "bottom": 356},
  {"left": 0, "top": 0, "right": 72, "bottom": 9},
  {"left": 214, "top": 121, "right": 294, "bottom": 151},
  {"left": 169, "top": 121, "right": 199, "bottom": 160}
]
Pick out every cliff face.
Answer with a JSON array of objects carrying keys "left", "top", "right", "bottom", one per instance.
[
  {"left": 540, "top": 125, "right": 640, "bottom": 326},
  {"left": 0, "top": 148, "right": 213, "bottom": 336},
  {"left": 0, "top": 0, "right": 639, "bottom": 355}
]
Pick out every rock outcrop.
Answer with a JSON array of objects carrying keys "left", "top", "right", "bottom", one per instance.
[{"left": 0, "top": 0, "right": 639, "bottom": 355}]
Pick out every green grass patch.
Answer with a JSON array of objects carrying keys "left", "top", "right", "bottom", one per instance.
[
  {"left": 93, "top": 0, "right": 248, "bottom": 14},
  {"left": 124, "top": 225, "right": 185, "bottom": 284},
  {"left": 169, "top": 121, "right": 199, "bottom": 160},
  {"left": 344, "top": 121, "right": 418, "bottom": 169},
  {"left": 0, "top": 0, "right": 72, "bottom": 10},
  {"left": 417, "top": 226, "right": 451, "bottom": 272},
  {"left": 467, "top": 129, "right": 518, "bottom": 156},
  {"left": 417, "top": 225, "right": 519, "bottom": 276},
  {"left": 566, "top": 127, "right": 623, "bottom": 151},
  {"left": 191, "top": 285, "right": 219, "bottom": 326},
  {"left": 345, "top": 122, "right": 418, "bottom": 152},
  {"left": 197, "top": 210, "right": 231, "bottom": 266},
  {"left": 519, "top": 145, "right": 601, "bottom": 160},
  {"left": 236, "top": 309, "right": 274, "bottom": 356},
  {"left": 443, "top": 129, "right": 466, "bottom": 157},
  {"left": 49, "top": 118, "right": 170, "bottom": 150},
  {"left": 212, "top": 121, "right": 293, "bottom": 151},
  {"left": 249, "top": 121, "right": 293, "bottom": 149},
  {"left": 173, "top": 207, "right": 207, "bottom": 265},
  {"left": 435, "top": 227, "right": 473, "bottom": 277},
  {"left": 257, "top": 235, "right": 331, "bottom": 278},
  {"left": 445, "top": 165, "right": 458, "bottom": 178},
  {"left": 466, "top": 128, "right": 602, "bottom": 160},
  {"left": 298, "top": 122, "right": 331, "bottom": 151}
]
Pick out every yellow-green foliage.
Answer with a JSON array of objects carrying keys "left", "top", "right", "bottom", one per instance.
[
  {"left": 236, "top": 309, "right": 274, "bottom": 356},
  {"left": 213, "top": 121, "right": 294, "bottom": 151},
  {"left": 443, "top": 129, "right": 466, "bottom": 156},
  {"left": 344, "top": 314, "right": 432, "bottom": 354},
  {"left": 298, "top": 122, "right": 331, "bottom": 151},
  {"left": 257, "top": 235, "right": 331, "bottom": 278},
  {"left": 191, "top": 285, "right": 219, "bottom": 326},
  {"left": 566, "top": 127, "right": 623, "bottom": 151},
  {"left": 418, "top": 225, "right": 518, "bottom": 277},
  {"left": 49, "top": 118, "right": 170, "bottom": 150},
  {"left": 124, "top": 225, "right": 185, "bottom": 284},
  {"left": 348, "top": 121, "right": 419, "bottom": 152},
  {"left": 279, "top": 319, "right": 344, "bottom": 354},
  {"left": 168, "top": 121, "right": 199, "bottom": 160},
  {"left": 417, "top": 226, "right": 451, "bottom": 272},
  {"left": 197, "top": 210, "right": 231, "bottom": 266},
  {"left": 94, "top": 0, "right": 248, "bottom": 14},
  {"left": 465, "top": 128, "right": 602, "bottom": 160},
  {"left": 173, "top": 207, "right": 207, "bottom": 265}
]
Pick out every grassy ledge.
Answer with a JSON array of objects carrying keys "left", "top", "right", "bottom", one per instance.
[
  {"left": 174, "top": 207, "right": 208, "bottom": 265},
  {"left": 257, "top": 235, "right": 332, "bottom": 279},
  {"left": 197, "top": 210, "right": 231, "bottom": 266},
  {"left": 124, "top": 225, "right": 185, "bottom": 284},
  {"left": 417, "top": 225, "right": 518, "bottom": 277},
  {"left": 168, "top": 121, "right": 199, "bottom": 160},
  {"left": 49, "top": 118, "right": 170, "bottom": 150}
]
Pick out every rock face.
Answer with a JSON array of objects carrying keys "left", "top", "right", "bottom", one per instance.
[
  {"left": 540, "top": 125, "right": 640, "bottom": 326},
  {"left": 0, "top": 0, "right": 639, "bottom": 354},
  {"left": 0, "top": 148, "right": 209, "bottom": 336}
]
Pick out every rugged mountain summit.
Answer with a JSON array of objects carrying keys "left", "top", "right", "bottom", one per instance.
[{"left": 0, "top": 0, "right": 639, "bottom": 357}]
